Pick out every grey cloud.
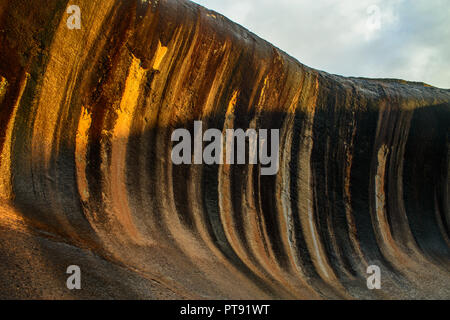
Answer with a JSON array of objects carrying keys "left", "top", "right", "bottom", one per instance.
[{"left": 193, "top": 0, "right": 450, "bottom": 88}]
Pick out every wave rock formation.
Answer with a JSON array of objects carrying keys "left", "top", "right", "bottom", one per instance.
[{"left": 0, "top": 0, "right": 449, "bottom": 299}]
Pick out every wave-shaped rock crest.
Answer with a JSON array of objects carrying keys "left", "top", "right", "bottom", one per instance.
[{"left": 0, "top": 0, "right": 449, "bottom": 299}]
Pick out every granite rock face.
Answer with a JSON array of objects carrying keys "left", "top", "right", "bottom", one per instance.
[{"left": 0, "top": 0, "right": 449, "bottom": 299}]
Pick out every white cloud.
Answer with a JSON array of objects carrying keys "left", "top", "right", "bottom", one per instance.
[{"left": 193, "top": 0, "right": 450, "bottom": 88}]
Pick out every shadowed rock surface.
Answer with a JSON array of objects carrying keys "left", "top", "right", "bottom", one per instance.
[{"left": 0, "top": 0, "right": 449, "bottom": 299}]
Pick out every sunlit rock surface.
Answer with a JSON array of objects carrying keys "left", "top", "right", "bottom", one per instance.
[{"left": 0, "top": 0, "right": 449, "bottom": 299}]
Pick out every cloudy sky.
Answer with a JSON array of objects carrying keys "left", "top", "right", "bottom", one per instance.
[{"left": 193, "top": 0, "right": 450, "bottom": 88}]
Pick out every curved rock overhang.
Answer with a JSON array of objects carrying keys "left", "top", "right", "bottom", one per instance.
[{"left": 0, "top": 0, "right": 448, "bottom": 299}]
